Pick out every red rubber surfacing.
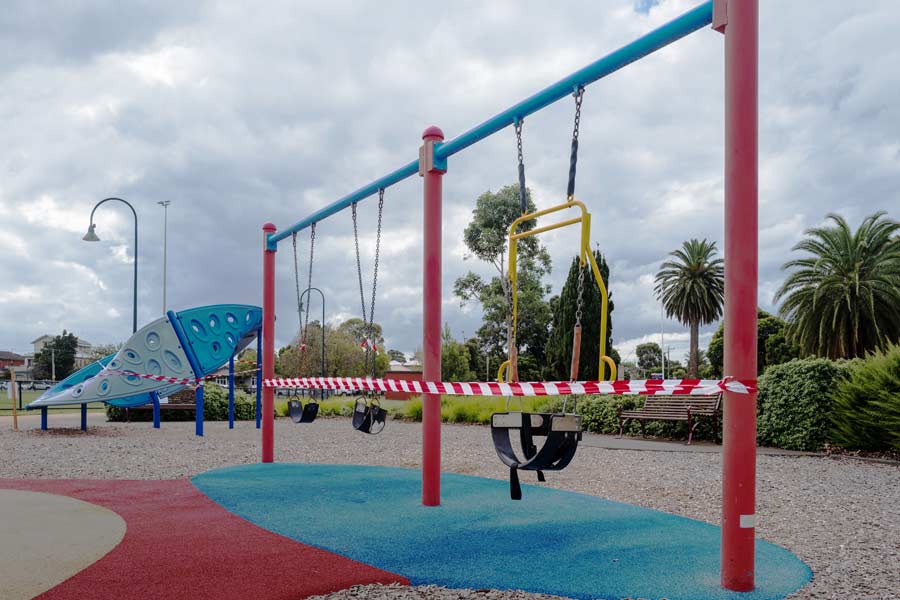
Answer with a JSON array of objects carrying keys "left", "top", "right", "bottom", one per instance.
[{"left": 1, "top": 479, "right": 407, "bottom": 599}]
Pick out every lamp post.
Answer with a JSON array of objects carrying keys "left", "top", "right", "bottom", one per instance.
[
  {"left": 298, "top": 287, "right": 326, "bottom": 399},
  {"left": 157, "top": 200, "right": 171, "bottom": 313},
  {"left": 83, "top": 197, "right": 138, "bottom": 333}
]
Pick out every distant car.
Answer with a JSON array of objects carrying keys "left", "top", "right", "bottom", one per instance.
[
  {"left": 0, "top": 382, "right": 7, "bottom": 391},
  {"left": 32, "top": 381, "right": 53, "bottom": 390}
]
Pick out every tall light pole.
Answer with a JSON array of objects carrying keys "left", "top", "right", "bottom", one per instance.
[
  {"left": 83, "top": 197, "right": 138, "bottom": 333},
  {"left": 157, "top": 201, "right": 171, "bottom": 313},
  {"left": 660, "top": 302, "right": 666, "bottom": 379}
]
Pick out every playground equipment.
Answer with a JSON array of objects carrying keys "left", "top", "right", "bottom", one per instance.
[
  {"left": 351, "top": 397, "right": 388, "bottom": 434},
  {"left": 489, "top": 89, "right": 615, "bottom": 499},
  {"left": 27, "top": 304, "right": 263, "bottom": 434},
  {"left": 350, "top": 190, "right": 388, "bottom": 435},
  {"left": 288, "top": 228, "right": 320, "bottom": 423},
  {"left": 261, "top": 0, "right": 759, "bottom": 591}
]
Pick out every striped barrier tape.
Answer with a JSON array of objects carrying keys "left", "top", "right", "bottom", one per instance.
[
  {"left": 261, "top": 376, "right": 756, "bottom": 396},
  {"left": 103, "top": 368, "right": 260, "bottom": 387}
]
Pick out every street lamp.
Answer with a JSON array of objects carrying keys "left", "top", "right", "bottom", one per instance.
[
  {"left": 157, "top": 200, "right": 171, "bottom": 313},
  {"left": 83, "top": 197, "right": 138, "bottom": 333},
  {"left": 299, "top": 287, "right": 326, "bottom": 399}
]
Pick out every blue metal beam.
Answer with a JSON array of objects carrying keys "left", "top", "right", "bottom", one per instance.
[{"left": 268, "top": 1, "right": 713, "bottom": 250}]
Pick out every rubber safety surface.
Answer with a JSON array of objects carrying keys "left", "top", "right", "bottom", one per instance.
[
  {"left": 1, "top": 479, "right": 405, "bottom": 599},
  {"left": 193, "top": 463, "right": 812, "bottom": 600}
]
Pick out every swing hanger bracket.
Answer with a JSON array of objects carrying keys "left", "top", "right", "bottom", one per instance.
[{"left": 418, "top": 137, "right": 447, "bottom": 175}]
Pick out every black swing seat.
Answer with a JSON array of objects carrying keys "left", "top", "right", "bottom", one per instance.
[
  {"left": 490, "top": 411, "right": 582, "bottom": 500},
  {"left": 288, "top": 399, "right": 319, "bottom": 424},
  {"left": 352, "top": 398, "right": 387, "bottom": 434}
]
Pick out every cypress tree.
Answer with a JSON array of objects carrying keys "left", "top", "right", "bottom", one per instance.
[{"left": 546, "top": 249, "right": 614, "bottom": 380}]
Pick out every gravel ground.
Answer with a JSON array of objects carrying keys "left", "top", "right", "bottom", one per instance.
[{"left": 1, "top": 417, "right": 898, "bottom": 599}]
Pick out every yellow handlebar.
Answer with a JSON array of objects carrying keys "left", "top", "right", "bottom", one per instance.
[{"left": 501, "top": 198, "right": 616, "bottom": 383}]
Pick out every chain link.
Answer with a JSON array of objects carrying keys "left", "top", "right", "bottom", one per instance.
[
  {"left": 351, "top": 194, "right": 385, "bottom": 377},
  {"left": 566, "top": 87, "right": 586, "bottom": 200},
  {"left": 572, "top": 87, "right": 585, "bottom": 142},
  {"left": 291, "top": 232, "right": 303, "bottom": 345},
  {"left": 515, "top": 119, "right": 524, "bottom": 167},
  {"left": 368, "top": 190, "right": 385, "bottom": 376},
  {"left": 305, "top": 224, "right": 316, "bottom": 340},
  {"left": 352, "top": 203, "right": 367, "bottom": 325},
  {"left": 514, "top": 119, "right": 528, "bottom": 215},
  {"left": 575, "top": 262, "right": 585, "bottom": 328}
]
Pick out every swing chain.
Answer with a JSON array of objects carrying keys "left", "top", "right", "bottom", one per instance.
[
  {"left": 572, "top": 86, "right": 585, "bottom": 141},
  {"left": 367, "top": 189, "right": 385, "bottom": 376},
  {"left": 351, "top": 194, "right": 385, "bottom": 377},
  {"left": 567, "top": 86, "right": 585, "bottom": 200},
  {"left": 515, "top": 118, "right": 527, "bottom": 215},
  {"left": 352, "top": 202, "right": 367, "bottom": 326},
  {"left": 305, "top": 224, "right": 316, "bottom": 340},
  {"left": 575, "top": 262, "right": 585, "bottom": 329},
  {"left": 292, "top": 232, "right": 304, "bottom": 344}
]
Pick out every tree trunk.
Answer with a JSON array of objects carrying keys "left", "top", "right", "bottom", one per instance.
[{"left": 689, "top": 319, "right": 699, "bottom": 378}]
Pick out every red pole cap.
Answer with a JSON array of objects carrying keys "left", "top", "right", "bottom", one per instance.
[
  {"left": 422, "top": 125, "right": 444, "bottom": 140},
  {"left": 262, "top": 222, "right": 276, "bottom": 232}
]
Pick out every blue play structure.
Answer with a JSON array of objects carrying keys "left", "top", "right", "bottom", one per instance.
[
  {"left": 27, "top": 304, "right": 263, "bottom": 434},
  {"left": 194, "top": 464, "right": 812, "bottom": 600}
]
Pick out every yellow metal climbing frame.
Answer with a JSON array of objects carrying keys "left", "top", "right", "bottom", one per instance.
[{"left": 498, "top": 199, "right": 616, "bottom": 383}]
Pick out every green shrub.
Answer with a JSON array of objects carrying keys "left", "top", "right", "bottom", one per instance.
[
  {"left": 400, "top": 396, "right": 558, "bottom": 424},
  {"left": 830, "top": 344, "right": 900, "bottom": 451},
  {"left": 757, "top": 358, "right": 851, "bottom": 451},
  {"left": 106, "top": 384, "right": 260, "bottom": 422},
  {"left": 202, "top": 385, "right": 257, "bottom": 421},
  {"left": 403, "top": 398, "right": 424, "bottom": 420}
]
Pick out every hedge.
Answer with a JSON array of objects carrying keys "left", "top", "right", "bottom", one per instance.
[
  {"left": 829, "top": 344, "right": 900, "bottom": 452},
  {"left": 756, "top": 358, "right": 852, "bottom": 451},
  {"left": 399, "top": 395, "right": 721, "bottom": 441},
  {"left": 106, "top": 384, "right": 259, "bottom": 422}
]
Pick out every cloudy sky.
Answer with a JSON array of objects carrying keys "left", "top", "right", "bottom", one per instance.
[{"left": 1, "top": 0, "right": 898, "bottom": 365}]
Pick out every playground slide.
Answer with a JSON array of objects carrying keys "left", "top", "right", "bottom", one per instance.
[{"left": 27, "top": 304, "right": 262, "bottom": 409}]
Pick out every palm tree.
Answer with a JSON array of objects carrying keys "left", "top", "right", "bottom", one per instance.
[
  {"left": 775, "top": 212, "right": 900, "bottom": 359},
  {"left": 654, "top": 239, "right": 725, "bottom": 377}
]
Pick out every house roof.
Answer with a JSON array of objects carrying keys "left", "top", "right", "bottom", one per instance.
[
  {"left": 30, "top": 334, "right": 92, "bottom": 347},
  {"left": 386, "top": 364, "right": 422, "bottom": 373},
  {"left": 0, "top": 351, "right": 25, "bottom": 361}
]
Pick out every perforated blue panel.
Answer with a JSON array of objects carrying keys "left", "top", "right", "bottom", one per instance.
[
  {"left": 174, "top": 305, "right": 262, "bottom": 377},
  {"left": 28, "top": 316, "right": 194, "bottom": 407},
  {"left": 29, "top": 354, "right": 163, "bottom": 408}
]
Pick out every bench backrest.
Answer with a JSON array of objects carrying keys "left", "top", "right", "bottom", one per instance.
[{"left": 640, "top": 394, "right": 721, "bottom": 416}]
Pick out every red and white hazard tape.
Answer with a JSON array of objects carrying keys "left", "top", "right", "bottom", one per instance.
[
  {"left": 262, "top": 377, "right": 755, "bottom": 396},
  {"left": 102, "top": 368, "right": 259, "bottom": 387}
]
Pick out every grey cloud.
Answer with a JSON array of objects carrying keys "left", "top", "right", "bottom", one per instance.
[{"left": 1, "top": 0, "right": 898, "bottom": 367}]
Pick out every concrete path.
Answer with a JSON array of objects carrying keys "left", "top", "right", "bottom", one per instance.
[
  {"left": 0, "top": 490, "right": 126, "bottom": 600},
  {"left": 580, "top": 432, "right": 814, "bottom": 455}
]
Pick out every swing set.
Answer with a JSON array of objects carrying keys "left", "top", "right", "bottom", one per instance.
[
  {"left": 287, "top": 190, "right": 389, "bottom": 434},
  {"left": 260, "top": 0, "right": 759, "bottom": 591}
]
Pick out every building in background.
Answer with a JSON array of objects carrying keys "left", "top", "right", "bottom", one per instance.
[
  {"left": 384, "top": 361, "right": 422, "bottom": 401},
  {"left": 30, "top": 335, "right": 94, "bottom": 370},
  {"left": 0, "top": 351, "right": 26, "bottom": 370}
]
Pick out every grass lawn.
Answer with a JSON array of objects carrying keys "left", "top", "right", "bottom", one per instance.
[{"left": 1, "top": 389, "right": 106, "bottom": 415}]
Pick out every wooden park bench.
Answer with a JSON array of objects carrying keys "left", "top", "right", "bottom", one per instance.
[
  {"left": 617, "top": 393, "right": 721, "bottom": 445},
  {"left": 125, "top": 389, "right": 196, "bottom": 421}
]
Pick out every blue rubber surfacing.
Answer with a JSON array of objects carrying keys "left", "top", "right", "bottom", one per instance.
[{"left": 192, "top": 463, "right": 810, "bottom": 600}]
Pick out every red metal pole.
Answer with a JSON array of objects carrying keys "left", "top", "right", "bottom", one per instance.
[
  {"left": 261, "top": 222, "right": 277, "bottom": 463},
  {"left": 420, "top": 125, "right": 445, "bottom": 506},
  {"left": 718, "top": 0, "right": 758, "bottom": 591}
]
